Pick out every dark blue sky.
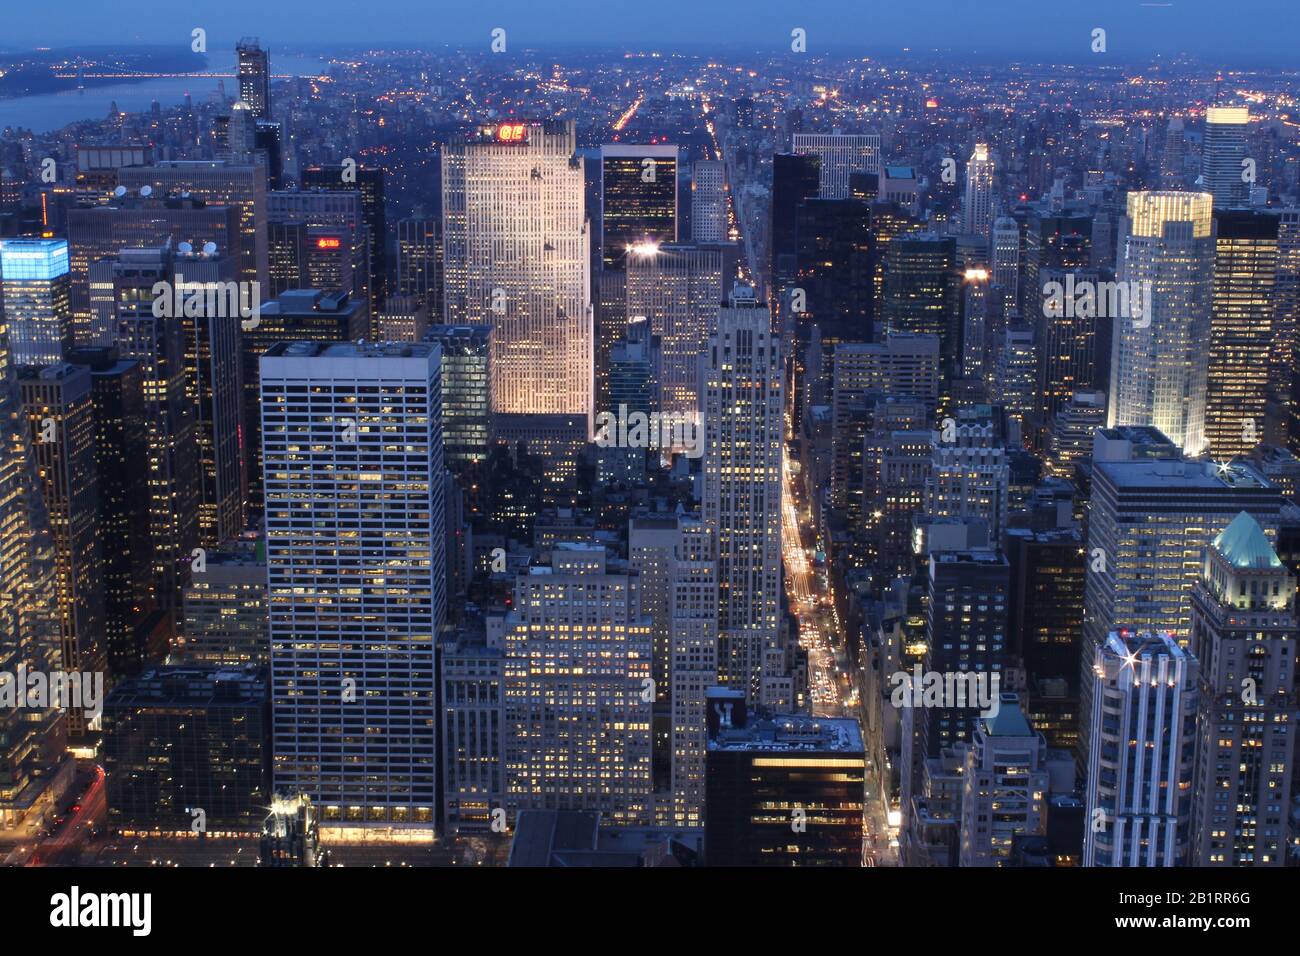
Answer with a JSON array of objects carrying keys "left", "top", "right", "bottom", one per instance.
[{"left": 6, "top": 0, "right": 1300, "bottom": 64}]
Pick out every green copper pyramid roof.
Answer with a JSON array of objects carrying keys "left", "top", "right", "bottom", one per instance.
[{"left": 1213, "top": 511, "right": 1282, "bottom": 569}]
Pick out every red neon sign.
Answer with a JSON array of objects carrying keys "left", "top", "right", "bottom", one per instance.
[
  {"left": 497, "top": 123, "right": 527, "bottom": 142},
  {"left": 316, "top": 237, "right": 342, "bottom": 249}
]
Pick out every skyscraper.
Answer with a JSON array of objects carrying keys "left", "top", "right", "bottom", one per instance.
[
  {"left": 1084, "top": 631, "right": 1199, "bottom": 867},
  {"left": 703, "top": 290, "right": 783, "bottom": 703},
  {"left": 0, "top": 239, "right": 73, "bottom": 365},
  {"left": 691, "top": 160, "right": 728, "bottom": 244},
  {"left": 991, "top": 216, "right": 1020, "bottom": 315},
  {"left": 502, "top": 545, "right": 653, "bottom": 825},
  {"left": 962, "top": 143, "right": 994, "bottom": 239},
  {"left": 424, "top": 325, "right": 491, "bottom": 471},
  {"left": 300, "top": 165, "right": 388, "bottom": 318},
  {"left": 770, "top": 152, "right": 821, "bottom": 284},
  {"left": 669, "top": 516, "right": 718, "bottom": 828},
  {"left": 261, "top": 341, "right": 446, "bottom": 833},
  {"left": 1204, "top": 209, "right": 1278, "bottom": 460},
  {"left": 1109, "top": 191, "right": 1215, "bottom": 455},
  {"left": 395, "top": 216, "right": 441, "bottom": 317},
  {"left": 599, "top": 144, "right": 679, "bottom": 270},
  {"left": 882, "top": 234, "right": 960, "bottom": 393},
  {"left": 1201, "top": 106, "right": 1250, "bottom": 208},
  {"left": 1190, "top": 512, "right": 1295, "bottom": 867},
  {"left": 235, "top": 38, "right": 271, "bottom": 120},
  {"left": 442, "top": 121, "right": 593, "bottom": 426},
  {"left": 793, "top": 132, "right": 882, "bottom": 200}
]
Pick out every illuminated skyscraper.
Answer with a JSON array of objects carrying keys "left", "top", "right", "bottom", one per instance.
[
  {"left": 424, "top": 325, "right": 491, "bottom": 471},
  {"left": 600, "top": 144, "right": 678, "bottom": 270},
  {"left": 1190, "top": 512, "right": 1295, "bottom": 867},
  {"left": 1204, "top": 209, "right": 1278, "bottom": 460},
  {"left": 669, "top": 516, "right": 718, "bottom": 828},
  {"left": 1109, "top": 191, "right": 1215, "bottom": 455},
  {"left": 691, "top": 160, "right": 728, "bottom": 244},
  {"left": 1201, "top": 106, "right": 1250, "bottom": 208},
  {"left": 991, "top": 216, "right": 1020, "bottom": 315},
  {"left": 0, "top": 239, "right": 73, "bottom": 365},
  {"left": 236, "top": 38, "right": 271, "bottom": 120},
  {"left": 442, "top": 121, "right": 593, "bottom": 424},
  {"left": 301, "top": 165, "right": 388, "bottom": 318},
  {"left": 793, "top": 132, "right": 881, "bottom": 200},
  {"left": 962, "top": 143, "right": 995, "bottom": 239},
  {"left": 261, "top": 341, "right": 445, "bottom": 833},
  {"left": 395, "top": 216, "right": 440, "bottom": 317},
  {"left": 1084, "top": 630, "right": 1199, "bottom": 867},
  {"left": 624, "top": 242, "right": 729, "bottom": 420},
  {"left": 882, "top": 234, "right": 960, "bottom": 395},
  {"left": 703, "top": 289, "right": 783, "bottom": 703},
  {"left": 502, "top": 545, "right": 653, "bottom": 825}
]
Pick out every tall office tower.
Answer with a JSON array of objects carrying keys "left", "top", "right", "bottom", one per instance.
[
  {"left": 1035, "top": 266, "right": 1101, "bottom": 427},
  {"left": 395, "top": 216, "right": 441, "bottom": 316},
  {"left": 0, "top": 239, "right": 73, "bottom": 365},
  {"left": 1201, "top": 106, "right": 1250, "bottom": 208},
  {"left": 1048, "top": 389, "right": 1107, "bottom": 477},
  {"left": 267, "top": 190, "right": 368, "bottom": 302},
  {"left": 958, "top": 698, "right": 1050, "bottom": 867},
  {"left": 869, "top": 200, "right": 924, "bottom": 318},
  {"left": 1007, "top": 527, "right": 1085, "bottom": 749},
  {"left": 63, "top": 348, "right": 151, "bottom": 676},
  {"left": 864, "top": 429, "right": 932, "bottom": 582},
  {"left": 0, "top": 288, "right": 69, "bottom": 833},
  {"left": 593, "top": 268, "right": 627, "bottom": 413},
  {"left": 1189, "top": 513, "right": 1295, "bottom": 866},
  {"left": 68, "top": 197, "right": 242, "bottom": 344},
  {"left": 882, "top": 234, "right": 960, "bottom": 395},
  {"left": 962, "top": 143, "right": 995, "bottom": 239},
  {"left": 1109, "top": 191, "right": 1215, "bottom": 455},
  {"left": 1020, "top": 212, "right": 1092, "bottom": 320},
  {"left": 102, "top": 664, "right": 269, "bottom": 834},
  {"left": 118, "top": 162, "right": 270, "bottom": 290},
  {"left": 1084, "top": 631, "right": 1199, "bottom": 867},
  {"left": 628, "top": 515, "right": 679, "bottom": 810},
  {"left": 236, "top": 38, "right": 271, "bottom": 120},
  {"left": 109, "top": 247, "right": 200, "bottom": 618},
  {"left": 439, "top": 618, "right": 504, "bottom": 835},
  {"left": 182, "top": 537, "right": 268, "bottom": 667},
  {"left": 267, "top": 220, "right": 308, "bottom": 297},
  {"left": 991, "top": 217, "right": 1020, "bottom": 315},
  {"left": 792, "top": 198, "right": 873, "bottom": 405},
  {"left": 669, "top": 516, "right": 718, "bottom": 828},
  {"left": 242, "top": 289, "right": 367, "bottom": 516},
  {"left": 599, "top": 144, "right": 678, "bottom": 270},
  {"left": 703, "top": 292, "right": 784, "bottom": 703},
  {"left": 218, "top": 102, "right": 257, "bottom": 163},
  {"left": 600, "top": 320, "right": 660, "bottom": 482},
  {"left": 704, "top": 697, "right": 866, "bottom": 866},
  {"left": 442, "top": 121, "right": 593, "bottom": 427},
  {"left": 262, "top": 341, "right": 446, "bottom": 833},
  {"left": 423, "top": 325, "right": 491, "bottom": 472},
  {"left": 168, "top": 249, "right": 247, "bottom": 546},
  {"left": 691, "top": 160, "right": 728, "bottom": 243},
  {"left": 1161, "top": 117, "right": 1186, "bottom": 188},
  {"left": 991, "top": 325, "right": 1037, "bottom": 427},
  {"left": 919, "top": 549, "right": 1009, "bottom": 753},
  {"left": 961, "top": 267, "right": 991, "bottom": 381},
  {"left": 301, "top": 165, "right": 388, "bottom": 316},
  {"left": 18, "top": 365, "right": 104, "bottom": 712},
  {"left": 925, "top": 407, "right": 1011, "bottom": 542},
  {"left": 770, "top": 152, "right": 821, "bottom": 284},
  {"left": 1204, "top": 209, "right": 1279, "bottom": 459},
  {"left": 793, "top": 132, "right": 882, "bottom": 200},
  {"left": 624, "top": 242, "right": 729, "bottom": 420},
  {"left": 254, "top": 121, "right": 284, "bottom": 189},
  {"left": 831, "top": 334, "right": 940, "bottom": 512},
  {"left": 1078, "top": 455, "right": 1282, "bottom": 766},
  {"left": 1276, "top": 210, "right": 1300, "bottom": 451},
  {"left": 502, "top": 545, "right": 653, "bottom": 825}
]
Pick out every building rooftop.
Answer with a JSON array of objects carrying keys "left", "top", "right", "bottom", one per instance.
[{"left": 1213, "top": 511, "right": 1283, "bottom": 569}]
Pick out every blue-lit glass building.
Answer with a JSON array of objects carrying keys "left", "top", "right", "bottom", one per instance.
[{"left": 0, "top": 238, "right": 74, "bottom": 365}]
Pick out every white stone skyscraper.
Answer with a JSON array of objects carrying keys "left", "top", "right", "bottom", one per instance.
[
  {"left": 703, "top": 287, "right": 783, "bottom": 703},
  {"left": 441, "top": 120, "right": 593, "bottom": 427},
  {"left": 1108, "top": 191, "right": 1215, "bottom": 455},
  {"left": 1084, "top": 630, "right": 1199, "bottom": 867},
  {"left": 669, "top": 516, "right": 717, "bottom": 828},
  {"left": 502, "top": 544, "right": 653, "bottom": 825},
  {"left": 793, "top": 132, "right": 882, "bottom": 200},
  {"left": 1200, "top": 106, "right": 1250, "bottom": 208},
  {"left": 691, "top": 160, "right": 728, "bottom": 243},
  {"left": 261, "top": 341, "right": 446, "bottom": 835},
  {"left": 962, "top": 144, "right": 995, "bottom": 239}
]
